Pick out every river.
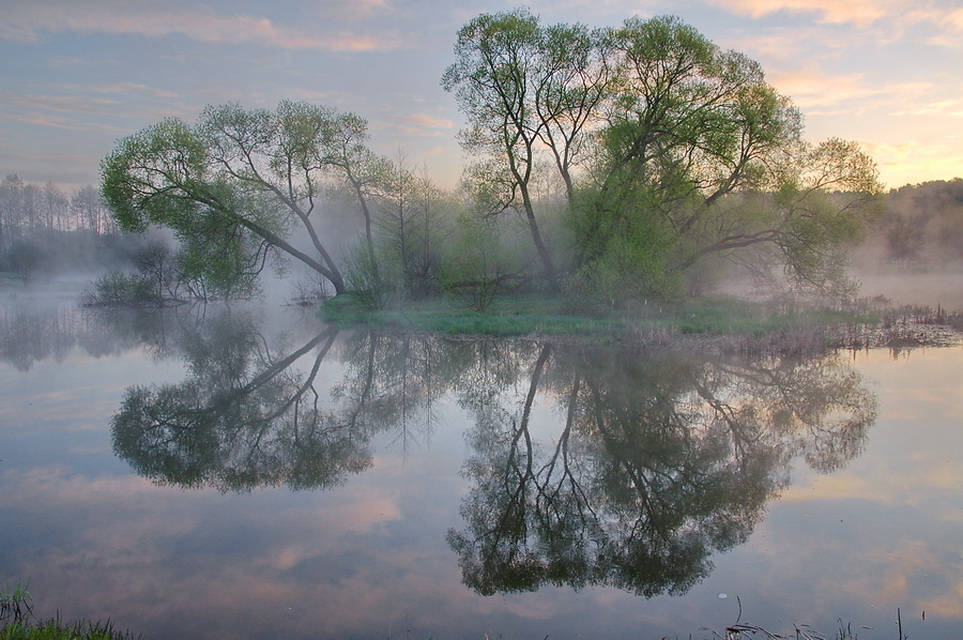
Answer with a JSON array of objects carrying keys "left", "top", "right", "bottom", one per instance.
[{"left": 1, "top": 284, "right": 961, "bottom": 639}]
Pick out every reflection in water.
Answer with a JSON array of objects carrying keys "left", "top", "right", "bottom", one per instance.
[
  {"left": 107, "top": 316, "right": 877, "bottom": 599},
  {"left": 447, "top": 344, "right": 876, "bottom": 597},
  {"left": 0, "top": 303, "right": 141, "bottom": 371},
  {"left": 0, "top": 299, "right": 220, "bottom": 370},
  {"left": 112, "top": 312, "right": 371, "bottom": 492}
]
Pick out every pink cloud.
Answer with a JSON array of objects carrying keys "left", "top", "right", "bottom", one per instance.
[
  {"left": 708, "top": 0, "right": 897, "bottom": 26},
  {"left": 1, "top": 5, "right": 400, "bottom": 52}
]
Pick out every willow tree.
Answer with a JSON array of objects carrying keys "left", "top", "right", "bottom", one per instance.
[
  {"left": 442, "top": 9, "right": 610, "bottom": 292},
  {"left": 446, "top": 12, "right": 881, "bottom": 301},
  {"left": 572, "top": 16, "right": 880, "bottom": 300},
  {"left": 101, "top": 101, "right": 382, "bottom": 296}
]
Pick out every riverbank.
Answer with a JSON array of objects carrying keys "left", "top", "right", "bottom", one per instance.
[{"left": 320, "top": 292, "right": 963, "bottom": 353}]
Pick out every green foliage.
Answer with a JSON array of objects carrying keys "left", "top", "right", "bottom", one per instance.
[
  {"left": 80, "top": 240, "right": 256, "bottom": 306},
  {"left": 320, "top": 292, "right": 372, "bottom": 325},
  {"left": 445, "top": 11, "right": 880, "bottom": 301},
  {"left": 320, "top": 290, "right": 884, "bottom": 345},
  {"left": 0, "top": 581, "right": 31, "bottom": 625},
  {"left": 440, "top": 215, "right": 520, "bottom": 312},
  {"left": 567, "top": 174, "right": 682, "bottom": 305},
  {"left": 341, "top": 241, "right": 398, "bottom": 311},
  {"left": 100, "top": 117, "right": 280, "bottom": 295},
  {"left": 0, "top": 618, "right": 138, "bottom": 640},
  {"left": 80, "top": 269, "right": 161, "bottom": 307},
  {"left": 100, "top": 101, "right": 391, "bottom": 296},
  {"left": 1, "top": 582, "right": 135, "bottom": 640},
  {"left": 443, "top": 7, "right": 595, "bottom": 291}
]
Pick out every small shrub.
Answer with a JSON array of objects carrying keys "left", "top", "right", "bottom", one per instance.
[
  {"left": 342, "top": 242, "right": 398, "bottom": 311},
  {"left": 440, "top": 216, "right": 519, "bottom": 312},
  {"left": 81, "top": 270, "right": 150, "bottom": 307}
]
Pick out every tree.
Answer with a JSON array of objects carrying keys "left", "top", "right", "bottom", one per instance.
[
  {"left": 446, "top": 11, "right": 881, "bottom": 301},
  {"left": 101, "top": 102, "right": 383, "bottom": 296},
  {"left": 71, "top": 185, "right": 116, "bottom": 236},
  {"left": 374, "top": 151, "right": 448, "bottom": 297},
  {"left": 443, "top": 9, "right": 609, "bottom": 291},
  {"left": 321, "top": 111, "right": 390, "bottom": 259}
]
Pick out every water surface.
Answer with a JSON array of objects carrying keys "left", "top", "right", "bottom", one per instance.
[{"left": 1, "top": 290, "right": 961, "bottom": 639}]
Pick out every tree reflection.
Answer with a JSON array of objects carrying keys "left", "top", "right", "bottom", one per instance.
[
  {"left": 106, "top": 315, "right": 877, "bottom": 596},
  {"left": 447, "top": 344, "right": 877, "bottom": 597},
  {"left": 112, "top": 312, "right": 371, "bottom": 491},
  {"left": 110, "top": 315, "right": 456, "bottom": 492},
  {"left": 332, "top": 332, "right": 447, "bottom": 452}
]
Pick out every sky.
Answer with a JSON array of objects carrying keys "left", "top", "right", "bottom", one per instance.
[{"left": 1, "top": 0, "right": 962, "bottom": 195}]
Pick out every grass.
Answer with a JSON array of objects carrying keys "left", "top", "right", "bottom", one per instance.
[
  {"left": 1, "top": 582, "right": 137, "bottom": 640},
  {"left": 0, "top": 579, "right": 914, "bottom": 640},
  {"left": 0, "top": 618, "right": 139, "bottom": 640},
  {"left": 322, "top": 292, "right": 620, "bottom": 336},
  {"left": 320, "top": 291, "right": 887, "bottom": 342}
]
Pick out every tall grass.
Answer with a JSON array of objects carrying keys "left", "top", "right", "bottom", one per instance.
[
  {"left": 0, "top": 618, "right": 139, "bottom": 640},
  {"left": 1, "top": 582, "right": 138, "bottom": 640}
]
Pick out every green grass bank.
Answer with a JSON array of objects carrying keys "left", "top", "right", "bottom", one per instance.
[{"left": 321, "top": 292, "right": 878, "bottom": 338}]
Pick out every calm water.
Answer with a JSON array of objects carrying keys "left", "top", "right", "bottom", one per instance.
[{"left": 1, "top": 288, "right": 962, "bottom": 639}]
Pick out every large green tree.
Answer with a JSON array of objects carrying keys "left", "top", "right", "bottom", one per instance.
[
  {"left": 445, "top": 11, "right": 881, "bottom": 301},
  {"left": 101, "top": 102, "right": 382, "bottom": 296},
  {"left": 442, "top": 9, "right": 611, "bottom": 292}
]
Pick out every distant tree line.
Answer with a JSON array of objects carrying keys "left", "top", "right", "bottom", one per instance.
[
  {"left": 0, "top": 173, "right": 140, "bottom": 282},
  {"left": 861, "top": 179, "right": 963, "bottom": 268}
]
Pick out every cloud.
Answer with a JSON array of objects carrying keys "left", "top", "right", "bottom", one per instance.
[
  {"left": 894, "top": 98, "right": 963, "bottom": 118},
  {"left": 711, "top": 0, "right": 963, "bottom": 53},
  {"left": 5, "top": 114, "right": 84, "bottom": 131},
  {"left": 867, "top": 140, "right": 963, "bottom": 187},
  {"left": 926, "top": 7, "right": 963, "bottom": 47},
  {"left": 765, "top": 67, "right": 946, "bottom": 118},
  {"left": 1, "top": 90, "right": 118, "bottom": 115},
  {"left": 708, "top": 0, "right": 901, "bottom": 27},
  {"left": 0, "top": 4, "right": 401, "bottom": 52},
  {"left": 417, "top": 145, "right": 449, "bottom": 160},
  {"left": 51, "top": 82, "right": 181, "bottom": 99},
  {"left": 391, "top": 114, "right": 455, "bottom": 130},
  {"left": 379, "top": 113, "right": 456, "bottom": 139},
  {"left": 767, "top": 68, "right": 881, "bottom": 110}
]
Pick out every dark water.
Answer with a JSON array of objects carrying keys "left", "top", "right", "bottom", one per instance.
[{"left": 1, "top": 289, "right": 961, "bottom": 639}]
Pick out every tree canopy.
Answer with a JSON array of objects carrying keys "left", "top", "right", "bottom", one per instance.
[
  {"left": 98, "top": 11, "right": 883, "bottom": 305},
  {"left": 444, "top": 10, "right": 882, "bottom": 301},
  {"left": 100, "top": 101, "right": 385, "bottom": 296}
]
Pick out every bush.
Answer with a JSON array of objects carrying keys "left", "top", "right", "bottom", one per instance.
[
  {"left": 566, "top": 235, "right": 681, "bottom": 310},
  {"left": 440, "top": 216, "right": 520, "bottom": 312},
  {"left": 0, "top": 241, "right": 47, "bottom": 283},
  {"left": 80, "top": 270, "right": 162, "bottom": 307},
  {"left": 341, "top": 241, "right": 398, "bottom": 311}
]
